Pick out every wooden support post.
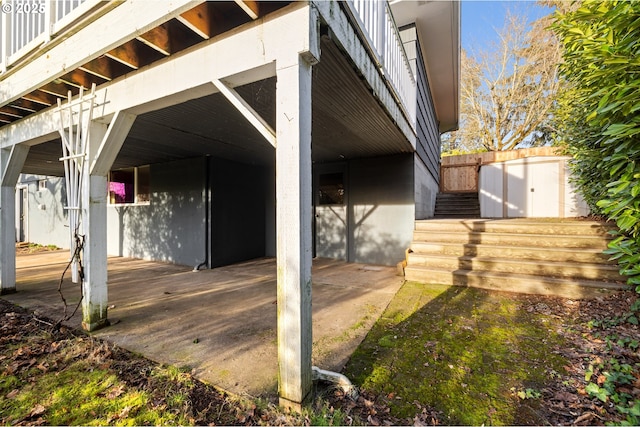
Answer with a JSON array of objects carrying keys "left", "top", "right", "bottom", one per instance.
[
  {"left": 276, "top": 54, "right": 314, "bottom": 410},
  {"left": 81, "top": 174, "right": 109, "bottom": 331},
  {"left": 67, "top": 108, "right": 134, "bottom": 332},
  {"left": 0, "top": 186, "right": 17, "bottom": 295},
  {"left": 0, "top": 145, "right": 30, "bottom": 295},
  {"left": 81, "top": 122, "right": 109, "bottom": 331}
]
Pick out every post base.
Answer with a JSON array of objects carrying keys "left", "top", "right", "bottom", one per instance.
[
  {"left": 0, "top": 287, "right": 17, "bottom": 296},
  {"left": 82, "top": 318, "right": 109, "bottom": 332},
  {"left": 278, "top": 392, "right": 312, "bottom": 414}
]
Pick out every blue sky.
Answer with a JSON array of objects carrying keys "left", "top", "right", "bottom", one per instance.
[{"left": 462, "top": 1, "right": 554, "bottom": 54}]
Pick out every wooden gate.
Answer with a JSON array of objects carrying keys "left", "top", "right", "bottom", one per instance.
[
  {"left": 439, "top": 147, "right": 562, "bottom": 193},
  {"left": 440, "top": 160, "right": 480, "bottom": 192}
]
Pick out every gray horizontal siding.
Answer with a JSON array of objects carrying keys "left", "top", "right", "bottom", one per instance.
[
  {"left": 415, "top": 38, "right": 441, "bottom": 184},
  {"left": 401, "top": 24, "right": 440, "bottom": 184}
]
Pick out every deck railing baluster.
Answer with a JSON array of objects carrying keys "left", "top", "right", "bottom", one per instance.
[
  {"left": 1, "top": 0, "right": 92, "bottom": 74},
  {"left": 344, "top": 0, "right": 416, "bottom": 127}
]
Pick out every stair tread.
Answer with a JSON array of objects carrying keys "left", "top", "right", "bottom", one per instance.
[
  {"left": 404, "top": 265, "right": 626, "bottom": 288},
  {"left": 434, "top": 208, "right": 480, "bottom": 210},
  {"left": 414, "top": 230, "right": 611, "bottom": 238},
  {"left": 415, "top": 218, "right": 614, "bottom": 226},
  {"left": 408, "top": 253, "right": 620, "bottom": 270},
  {"left": 411, "top": 241, "right": 609, "bottom": 253}
]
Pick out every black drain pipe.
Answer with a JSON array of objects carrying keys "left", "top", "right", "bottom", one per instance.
[{"left": 193, "top": 155, "right": 211, "bottom": 271}]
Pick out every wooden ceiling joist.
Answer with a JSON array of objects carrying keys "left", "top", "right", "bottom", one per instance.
[
  {"left": 106, "top": 39, "right": 165, "bottom": 70},
  {"left": 235, "top": 0, "right": 259, "bottom": 20},
  {"left": 37, "top": 81, "right": 77, "bottom": 98},
  {"left": 22, "top": 91, "right": 56, "bottom": 106},
  {"left": 8, "top": 99, "right": 41, "bottom": 113},
  {"left": 59, "top": 69, "right": 108, "bottom": 90},
  {"left": 178, "top": 3, "right": 213, "bottom": 39},
  {"left": 0, "top": 1, "right": 294, "bottom": 130},
  {"left": 79, "top": 55, "right": 133, "bottom": 81},
  {"left": 0, "top": 113, "right": 17, "bottom": 124},
  {"left": 137, "top": 23, "right": 172, "bottom": 56},
  {"left": 0, "top": 106, "right": 26, "bottom": 119}
]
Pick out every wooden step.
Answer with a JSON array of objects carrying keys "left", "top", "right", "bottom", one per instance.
[
  {"left": 404, "top": 266, "right": 627, "bottom": 299},
  {"left": 407, "top": 253, "right": 625, "bottom": 281},
  {"left": 414, "top": 219, "right": 616, "bottom": 237},
  {"left": 410, "top": 241, "right": 614, "bottom": 264},
  {"left": 412, "top": 230, "right": 612, "bottom": 249},
  {"left": 405, "top": 218, "right": 624, "bottom": 297},
  {"left": 436, "top": 192, "right": 479, "bottom": 199},
  {"left": 434, "top": 193, "right": 480, "bottom": 219}
]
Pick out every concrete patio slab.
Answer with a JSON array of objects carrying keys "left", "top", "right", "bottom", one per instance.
[{"left": 3, "top": 251, "right": 403, "bottom": 399}]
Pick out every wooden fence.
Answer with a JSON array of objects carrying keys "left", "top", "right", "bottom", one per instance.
[{"left": 440, "top": 147, "right": 562, "bottom": 193}]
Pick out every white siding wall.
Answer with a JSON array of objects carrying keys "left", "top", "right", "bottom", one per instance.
[
  {"left": 414, "top": 155, "right": 437, "bottom": 220},
  {"left": 18, "top": 175, "right": 69, "bottom": 249}
]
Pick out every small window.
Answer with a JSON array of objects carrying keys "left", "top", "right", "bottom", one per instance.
[
  {"left": 38, "top": 179, "right": 47, "bottom": 191},
  {"left": 318, "top": 173, "right": 345, "bottom": 205},
  {"left": 109, "top": 165, "right": 150, "bottom": 205}
]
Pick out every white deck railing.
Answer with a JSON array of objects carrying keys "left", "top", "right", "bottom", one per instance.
[
  {"left": 344, "top": 0, "right": 416, "bottom": 126},
  {"left": 0, "top": 0, "right": 100, "bottom": 74}
]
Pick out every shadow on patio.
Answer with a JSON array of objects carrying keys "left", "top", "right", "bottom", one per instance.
[{"left": 3, "top": 251, "right": 403, "bottom": 399}]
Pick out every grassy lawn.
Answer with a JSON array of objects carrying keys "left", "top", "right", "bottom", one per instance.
[
  {"left": 0, "top": 329, "right": 204, "bottom": 426},
  {"left": 343, "top": 281, "right": 568, "bottom": 425},
  {"left": 3, "top": 284, "right": 638, "bottom": 425}
]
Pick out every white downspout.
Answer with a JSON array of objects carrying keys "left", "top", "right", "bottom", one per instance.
[{"left": 312, "top": 366, "right": 358, "bottom": 399}]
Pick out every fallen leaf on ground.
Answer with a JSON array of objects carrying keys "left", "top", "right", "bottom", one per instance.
[
  {"left": 106, "top": 385, "right": 125, "bottom": 399},
  {"left": 573, "top": 412, "right": 594, "bottom": 425},
  {"left": 29, "top": 404, "right": 46, "bottom": 418},
  {"left": 118, "top": 406, "right": 131, "bottom": 419}
]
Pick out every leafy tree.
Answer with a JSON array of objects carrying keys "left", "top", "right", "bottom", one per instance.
[
  {"left": 552, "top": 0, "right": 640, "bottom": 290},
  {"left": 444, "top": 10, "right": 561, "bottom": 154}
]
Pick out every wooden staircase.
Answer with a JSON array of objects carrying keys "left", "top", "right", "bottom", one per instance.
[
  {"left": 403, "top": 218, "right": 628, "bottom": 298},
  {"left": 434, "top": 192, "right": 480, "bottom": 218}
]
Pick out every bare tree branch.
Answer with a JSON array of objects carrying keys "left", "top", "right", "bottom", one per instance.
[{"left": 444, "top": 9, "right": 561, "bottom": 153}]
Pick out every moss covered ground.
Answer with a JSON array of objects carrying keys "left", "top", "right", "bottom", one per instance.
[{"left": 343, "top": 282, "right": 568, "bottom": 425}]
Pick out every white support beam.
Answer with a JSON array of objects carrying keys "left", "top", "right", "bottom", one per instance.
[
  {"left": 212, "top": 79, "right": 276, "bottom": 147},
  {"left": 1, "top": 3, "right": 314, "bottom": 148},
  {"left": 81, "top": 122, "right": 109, "bottom": 331},
  {"left": 90, "top": 111, "right": 137, "bottom": 175},
  {"left": 275, "top": 54, "right": 314, "bottom": 409},
  {"left": 1, "top": 144, "right": 29, "bottom": 186},
  {"left": 0, "top": 144, "right": 29, "bottom": 294},
  {"left": 81, "top": 174, "right": 109, "bottom": 331}
]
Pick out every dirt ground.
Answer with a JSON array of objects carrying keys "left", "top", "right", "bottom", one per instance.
[{"left": 2, "top": 287, "right": 639, "bottom": 425}]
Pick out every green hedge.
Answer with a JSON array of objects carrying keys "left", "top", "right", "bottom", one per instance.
[{"left": 553, "top": 0, "right": 640, "bottom": 290}]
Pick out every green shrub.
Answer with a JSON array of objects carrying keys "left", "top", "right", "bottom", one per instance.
[{"left": 552, "top": 0, "right": 640, "bottom": 290}]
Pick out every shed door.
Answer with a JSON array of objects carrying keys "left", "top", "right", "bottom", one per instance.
[
  {"left": 314, "top": 166, "right": 347, "bottom": 260},
  {"left": 507, "top": 161, "right": 560, "bottom": 217}
]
